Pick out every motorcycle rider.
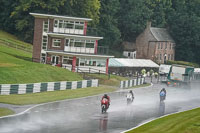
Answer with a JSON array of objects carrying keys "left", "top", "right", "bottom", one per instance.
[
  {"left": 127, "top": 90, "right": 134, "bottom": 101},
  {"left": 101, "top": 94, "right": 110, "bottom": 108},
  {"left": 160, "top": 88, "right": 166, "bottom": 101}
]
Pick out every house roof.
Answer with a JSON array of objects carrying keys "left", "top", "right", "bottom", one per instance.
[
  {"left": 150, "top": 27, "right": 175, "bottom": 43},
  {"left": 30, "top": 13, "right": 92, "bottom": 22},
  {"left": 109, "top": 58, "right": 159, "bottom": 68},
  {"left": 47, "top": 33, "right": 103, "bottom": 40}
]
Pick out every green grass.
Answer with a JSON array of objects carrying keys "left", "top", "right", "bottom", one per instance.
[
  {"left": 0, "top": 86, "right": 116, "bottom": 105},
  {"left": 126, "top": 108, "right": 200, "bottom": 133},
  {"left": 0, "top": 108, "right": 15, "bottom": 117},
  {"left": 83, "top": 73, "right": 129, "bottom": 86},
  {"left": 0, "top": 30, "right": 32, "bottom": 51},
  {"left": 0, "top": 45, "right": 83, "bottom": 84}
]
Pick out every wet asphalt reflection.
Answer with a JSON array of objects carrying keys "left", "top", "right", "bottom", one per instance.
[{"left": 0, "top": 82, "right": 200, "bottom": 133}]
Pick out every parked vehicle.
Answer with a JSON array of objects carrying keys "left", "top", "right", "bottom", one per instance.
[{"left": 167, "top": 64, "right": 194, "bottom": 87}]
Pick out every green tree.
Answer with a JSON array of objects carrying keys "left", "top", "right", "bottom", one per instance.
[
  {"left": 118, "top": 0, "right": 152, "bottom": 41},
  {"left": 11, "top": 0, "right": 100, "bottom": 42},
  {"left": 97, "top": 0, "right": 121, "bottom": 51},
  {"left": 167, "top": 0, "right": 200, "bottom": 64}
]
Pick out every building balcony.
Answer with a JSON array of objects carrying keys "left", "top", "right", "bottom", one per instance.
[{"left": 47, "top": 46, "right": 109, "bottom": 55}]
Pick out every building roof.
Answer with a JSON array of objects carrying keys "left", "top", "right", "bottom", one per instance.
[
  {"left": 30, "top": 13, "right": 92, "bottom": 21},
  {"left": 109, "top": 58, "right": 159, "bottom": 68},
  {"left": 150, "top": 27, "right": 175, "bottom": 43},
  {"left": 47, "top": 33, "right": 103, "bottom": 40}
]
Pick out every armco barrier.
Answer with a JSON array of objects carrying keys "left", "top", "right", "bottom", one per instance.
[
  {"left": 0, "top": 79, "right": 98, "bottom": 95},
  {"left": 120, "top": 78, "right": 145, "bottom": 89}
]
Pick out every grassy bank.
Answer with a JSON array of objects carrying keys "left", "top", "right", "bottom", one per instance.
[
  {"left": 0, "top": 108, "right": 15, "bottom": 117},
  {"left": 0, "top": 86, "right": 116, "bottom": 105},
  {"left": 126, "top": 108, "right": 200, "bottom": 133},
  {"left": 0, "top": 45, "right": 82, "bottom": 84},
  {"left": 84, "top": 73, "right": 128, "bottom": 86}
]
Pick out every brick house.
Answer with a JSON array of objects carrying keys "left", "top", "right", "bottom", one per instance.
[
  {"left": 136, "top": 22, "right": 175, "bottom": 64},
  {"left": 30, "top": 13, "right": 113, "bottom": 73}
]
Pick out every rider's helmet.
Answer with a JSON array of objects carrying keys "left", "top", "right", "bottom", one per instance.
[
  {"left": 129, "top": 90, "right": 133, "bottom": 93},
  {"left": 104, "top": 94, "right": 108, "bottom": 98}
]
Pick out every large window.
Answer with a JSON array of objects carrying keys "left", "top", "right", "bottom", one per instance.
[
  {"left": 79, "top": 58, "right": 106, "bottom": 67},
  {"left": 74, "top": 40, "right": 85, "bottom": 47},
  {"left": 63, "top": 56, "right": 73, "bottom": 65},
  {"left": 68, "top": 39, "right": 95, "bottom": 48},
  {"left": 54, "top": 19, "right": 84, "bottom": 30},
  {"left": 53, "top": 39, "right": 61, "bottom": 47},
  {"left": 42, "top": 36, "right": 48, "bottom": 50},
  {"left": 43, "top": 20, "right": 49, "bottom": 32},
  {"left": 86, "top": 40, "right": 95, "bottom": 48}
]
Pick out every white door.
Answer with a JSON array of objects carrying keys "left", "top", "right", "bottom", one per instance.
[{"left": 52, "top": 55, "right": 59, "bottom": 65}]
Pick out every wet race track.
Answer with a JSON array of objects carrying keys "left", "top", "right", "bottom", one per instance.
[{"left": 0, "top": 81, "right": 200, "bottom": 133}]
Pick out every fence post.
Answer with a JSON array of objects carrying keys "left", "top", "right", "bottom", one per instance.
[
  {"left": 89, "top": 68, "right": 91, "bottom": 73},
  {"left": 99, "top": 70, "right": 100, "bottom": 75}
]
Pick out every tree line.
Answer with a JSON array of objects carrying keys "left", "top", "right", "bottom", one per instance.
[{"left": 0, "top": 0, "right": 200, "bottom": 65}]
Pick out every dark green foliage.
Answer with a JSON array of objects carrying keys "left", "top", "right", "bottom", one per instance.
[
  {"left": 166, "top": 60, "right": 199, "bottom": 68},
  {"left": 118, "top": 0, "right": 152, "bottom": 41},
  {"left": 97, "top": 0, "right": 121, "bottom": 51},
  {"left": 0, "top": 0, "right": 200, "bottom": 65}
]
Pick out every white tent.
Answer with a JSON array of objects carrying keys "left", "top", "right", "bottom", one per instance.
[{"left": 109, "top": 58, "right": 159, "bottom": 68}]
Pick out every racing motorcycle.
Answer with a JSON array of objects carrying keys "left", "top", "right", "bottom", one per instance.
[
  {"left": 160, "top": 91, "right": 166, "bottom": 102},
  {"left": 126, "top": 93, "right": 134, "bottom": 105},
  {"left": 101, "top": 98, "right": 109, "bottom": 113}
]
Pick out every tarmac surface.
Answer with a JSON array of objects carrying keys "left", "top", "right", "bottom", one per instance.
[{"left": 0, "top": 79, "right": 200, "bottom": 133}]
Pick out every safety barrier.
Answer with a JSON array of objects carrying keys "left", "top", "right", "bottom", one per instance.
[
  {"left": 0, "top": 79, "right": 98, "bottom": 95},
  {"left": 120, "top": 78, "right": 145, "bottom": 89}
]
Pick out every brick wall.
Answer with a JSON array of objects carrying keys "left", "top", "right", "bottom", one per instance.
[
  {"left": 136, "top": 24, "right": 157, "bottom": 59},
  {"left": 49, "top": 19, "right": 54, "bottom": 32},
  {"left": 48, "top": 37, "right": 64, "bottom": 51},
  {"left": 33, "top": 18, "right": 45, "bottom": 62}
]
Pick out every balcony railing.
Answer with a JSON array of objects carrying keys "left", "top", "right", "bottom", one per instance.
[{"left": 48, "top": 46, "right": 109, "bottom": 55}]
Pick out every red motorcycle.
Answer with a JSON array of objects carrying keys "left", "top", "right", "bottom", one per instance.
[{"left": 101, "top": 98, "right": 109, "bottom": 113}]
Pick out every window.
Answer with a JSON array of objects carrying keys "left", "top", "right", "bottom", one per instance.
[
  {"left": 75, "top": 21, "right": 84, "bottom": 30},
  {"left": 165, "top": 42, "right": 167, "bottom": 49},
  {"left": 161, "top": 43, "right": 163, "bottom": 49},
  {"left": 42, "top": 36, "right": 48, "bottom": 50},
  {"left": 160, "top": 54, "right": 162, "bottom": 60},
  {"left": 168, "top": 54, "right": 170, "bottom": 60},
  {"left": 63, "top": 56, "right": 73, "bottom": 65},
  {"left": 59, "top": 20, "right": 63, "bottom": 28},
  {"left": 41, "top": 53, "right": 46, "bottom": 63},
  {"left": 69, "top": 39, "right": 74, "bottom": 47},
  {"left": 170, "top": 43, "right": 173, "bottom": 49},
  {"left": 53, "top": 39, "right": 61, "bottom": 47},
  {"left": 66, "top": 23, "right": 73, "bottom": 29},
  {"left": 43, "top": 20, "right": 49, "bottom": 32},
  {"left": 65, "top": 39, "right": 69, "bottom": 46},
  {"left": 128, "top": 52, "right": 131, "bottom": 57},
  {"left": 54, "top": 20, "right": 58, "bottom": 28},
  {"left": 171, "top": 54, "right": 174, "bottom": 60},
  {"left": 158, "top": 43, "right": 160, "bottom": 49}
]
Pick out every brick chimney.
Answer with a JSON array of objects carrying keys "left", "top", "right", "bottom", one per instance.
[{"left": 146, "top": 21, "right": 151, "bottom": 29}]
